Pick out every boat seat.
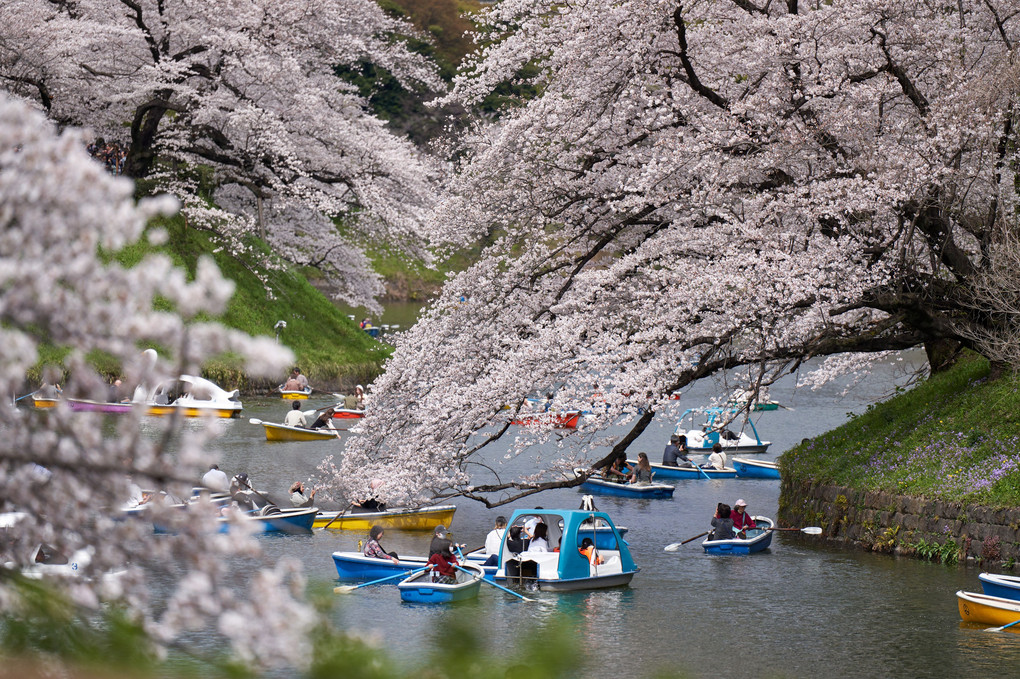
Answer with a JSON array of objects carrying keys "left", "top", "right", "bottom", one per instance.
[
  {"left": 517, "top": 552, "right": 560, "bottom": 579},
  {"left": 591, "top": 551, "right": 623, "bottom": 576}
]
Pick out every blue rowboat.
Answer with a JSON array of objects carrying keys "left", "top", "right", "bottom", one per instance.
[
  {"left": 398, "top": 562, "right": 485, "bottom": 604},
  {"left": 222, "top": 506, "right": 318, "bottom": 533},
  {"left": 580, "top": 477, "right": 675, "bottom": 498},
  {"left": 495, "top": 508, "right": 638, "bottom": 591},
  {"left": 628, "top": 460, "right": 737, "bottom": 480},
  {"left": 702, "top": 516, "right": 774, "bottom": 555},
  {"left": 979, "top": 573, "right": 1020, "bottom": 601},
  {"left": 732, "top": 457, "right": 781, "bottom": 479},
  {"left": 332, "top": 550, "right": 496, "bottom": 582}
]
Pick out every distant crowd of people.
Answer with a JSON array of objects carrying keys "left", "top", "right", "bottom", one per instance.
[{"left": 86, "top": 139, "right": 127, "bottom": 175}]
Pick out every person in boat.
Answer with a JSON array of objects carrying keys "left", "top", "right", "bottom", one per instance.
[
  {"left": 523, "top": 510, "right": 545, "bottom": 539},
  {"left": 38, "top": 381, "right": 62, "bottom": 398},
  {"left": 343, "top": 392, "right": 358, "bottom": 410},
  {"left": 628, "top": 452, "right": 654, "bottom": 484},
  {"left": 579, "top": 537, "right": 604, "bottom": 565},
  {"left": 662, "top": 434, "right": 681, "bottom": 466},
  {"left": 710, "top": 503, "right": 735, "bottom": 541},
  {"left": 429, "top": 524, "right": 464, "bottom": 556},
  {"left": 284, "top": 401, "right": 308, "bottom": 427},
  {"left": 354, "top": 479, "right": 386, "bottom": 512},
  {"left": 229, "top": 473, "right": 259, "bottom": 511},
  {"left": 483, "top": 515, "right": 507, "bottom": 566},
  {"left": 282, "top": 374, "right": 303, "bottom": 391},
  {"left": 731, "top": 498, "right": 757, "bottom": 534},
  {"left": 290, "top": 481, "right": 316, "bottom": 507},
  {"left": 505, "top": 525, "right": 525, "bottom": 555},
  {"left": 426, "top": 541, "right": 458, "bottom": 584},
  {"left": 602, "top": 455, "right": 629, "bottom": 483},
  {"left": 701, "top": 442, "right": 728, "bottom": 470},
  {"left": 201, "top": 464, "right": 229, "bottom": 492},
  {"left": 310, "top": 408, "right": 335, "bottom": 430},
  {"left": 355, "top": 385, "right": 366, "bottom": 409},
  {"left": 294, "top": 368, "right": 309, "bottom": 390},
  {"left": 529, "top": 523, "right": 551, "bottom": 552},
  {"left": 363, "top": 525, "right": 399, "bottom": 565}
]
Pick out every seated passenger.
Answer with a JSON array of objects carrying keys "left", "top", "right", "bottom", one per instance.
[
  {"left": 363, "top": 525, "right": 399, "bottom": 564},
  {"left": 310, "top": 408, "right": 335, "bottom": 430},
  {"left": 702, "top": 442, "right": 727, "bottom": 470},
  {"left": 628, "top": 452, "right": 654, "bottom": 484},
  {"left": 732, "top": 498, "right": 756, "bottom": 533},
  {"left": 483, "top": 516, "right": 507, "bottom": 567},
  {"left": 284, "top": 401, "right": 308, "bottom": 427},
  {"left": 426, "top": 542, "right": 458, "bottom": 584},
  {"left": 602, "top": 455, "right": 629, "bottom": 483},
  {"left": 529, "top": 523, "right": 551, "bottom": 552},
  {"left": 578, "top": 537, "right": 604, "bottom": 565},
  {"left": 505, "top": 526, "right": 525, "bottom": 554},
  {"left": 710, "top": 503, "right": 735, "bottom": 541}
]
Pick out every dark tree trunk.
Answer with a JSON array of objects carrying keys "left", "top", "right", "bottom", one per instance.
[
  {"left": 125, "top": 95, "right": 173, "bottom": 178},
  {"left": 924, "top": 338, "right": 961, "bottom": 373}
]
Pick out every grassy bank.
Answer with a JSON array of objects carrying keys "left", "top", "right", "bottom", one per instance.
[
  {"left": 781, "top": 352, "right": 1020, "bottom": 508},
  {"left": 29, "top": 215, "right": 393, "bottom": 392}
]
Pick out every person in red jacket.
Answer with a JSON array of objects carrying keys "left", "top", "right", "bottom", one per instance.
[
  {"left": 427, "top": 543, "right": 459, "bottom": 584},
  {"left": 732, "top": 498, "right": 757, "bottom": 534}
]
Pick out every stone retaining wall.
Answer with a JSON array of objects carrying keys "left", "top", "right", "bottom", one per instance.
[{"left": 779, "top": 477, "right": 1020, "bottom": 566}]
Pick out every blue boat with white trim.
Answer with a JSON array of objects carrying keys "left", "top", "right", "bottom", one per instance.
[
  {"left": 580, "top": 477, "right": 675, "bottom": 498},
  {"left": 702, "top": 516, "right": 774, "bottom": 555},
  {"left": 732, "top": 457, "right": 781, "bottom": 479},
  {"left": 675, "top": 406, "right": 770, "bottom": 454},
  {"left": 397, "top": 562, "right": 485, "bottom": 604},
  {"left": 494, "top": 508, "right": 638, "bottom": 591},
  {"left": 979, "top": 572, "right": 1020, "bottom": 601},
  {"left": 332, "top": 550, "right": 496, "bottom": 582},
  {"left": 628, "top": 459, "right": 737, "bottom": 479}
]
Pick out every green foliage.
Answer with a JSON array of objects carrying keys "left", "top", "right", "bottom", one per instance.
[{"left": 913, "top": 537, "right": 959, "bottom": 564}]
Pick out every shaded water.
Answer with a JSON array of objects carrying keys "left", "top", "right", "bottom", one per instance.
[{"left": 156, "top": 351, "right": 1020, "bottom": 677}]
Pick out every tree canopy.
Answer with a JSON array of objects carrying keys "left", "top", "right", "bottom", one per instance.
[{"left": 332, "top": 0, "right": 1020, "bottom": 506}]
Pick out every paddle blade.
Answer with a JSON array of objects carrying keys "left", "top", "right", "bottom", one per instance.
[
  {"left": 248, "top": 418, "right": 262, "bottom": 425},
  {"left": 663, "top": 543, "right": 682, "bottom": 552},
  {"left": 801, "top": 527, "right": 822, "bottom": 534}
]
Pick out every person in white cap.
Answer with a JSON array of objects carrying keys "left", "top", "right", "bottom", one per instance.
[{"left": 732, "top": 498, "right": 756, "bottom": 533}]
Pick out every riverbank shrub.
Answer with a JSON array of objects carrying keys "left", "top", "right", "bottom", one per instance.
[{"left": 782, "top": 352, "right": 1020, "bottom": 508}]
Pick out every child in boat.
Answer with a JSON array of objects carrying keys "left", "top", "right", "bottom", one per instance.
[
  {"left": 732, "top": 498, "right": 756, "bottom": 534},
  {"left": 579, "top": 537, "right": 604, "bottom": 565},
  {"left": 602, "top": 455, "right": 629, "bottom": 483},
  {"left": 710, "top": 503, "right": 735, "bottom": 541},
  {"left": 363, "top": 525, "right": 399, "bottom": 565},
  {"left": 426, "top": 542, "right": 458, "bottom": 584}
]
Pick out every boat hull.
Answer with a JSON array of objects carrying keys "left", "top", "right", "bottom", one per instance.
[
  {"left": 978, "top": 573, "right": 1020, "bottom": 601},
  {"left": 398, "top": 563, "right": 485, "bottom": 603},
  {"left": 331, "top": 409, "right": 365, "bottom": 420},
  {"left": 263, "top": 422, "right": 337, "bottom": 441},
  {"left": 146, "top": 404, "right": 241, "bottom": 418},
  {"left": 66, "top": 399, "right": 134, "bottom": 414},
  {"left": 333, "top": 551, "right": 495, "bottom": 582},
  {"left": 223, "top": 507, "right": 317, "bottom": 533},
  {"left": 495, "top": 570, "right": 636, "bottom": 592},
  {"left": 314, "top": 505, "right": 457, "bottom": 531},
  {"left": 280, "top": 389, "right": 312, "bottom": 400},
  {"left": 703, "top": 516, "right": 775, "bottom": 555},
  {"left": 630, "top": 460, "right": 738, "bottom": 480},
  {"left": 957, "top": 590, "right": 1020, "bottom": 626},
  {"left": 512, "top": 410, "right": 581, "bottom": 428},
  {"left": 580, "top": 478, "right": 675, "bottom": 498},
  {"left": 732, "top": 457, "right": 781, "bottom": 479}
]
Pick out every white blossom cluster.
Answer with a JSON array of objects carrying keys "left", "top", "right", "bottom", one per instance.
[
  {"left": 0, "top": 0, "right": 444, "bottom": 308},
  {"left": 331, "top": 0, "right": 1020, "bottom": 505},
  {"left": 0, "top": 93, "right": 312, "bottom": 667}
]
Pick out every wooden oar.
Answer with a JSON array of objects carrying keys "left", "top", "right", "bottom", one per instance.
[
  {"left": 317, "top": 503, "right": 354, "bottom": 531},
  {"left": 453, "top": 564, "right": 535, "bottom": 602},
  {"left": 986, "top": 618, "right": 1020, "bottom": 632},
  {"left": 664, "top": 531, "right": 710, "bottom": 551},
  {"left": 333, "top": 566, "right": 428, "bottom": 594}
]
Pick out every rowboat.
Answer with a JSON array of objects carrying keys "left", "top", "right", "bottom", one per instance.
[
  {"left": 279, "top": 387, "right": 312, "bottom": 400},
  {"left": 34, "top": 392, "right": 240, "bottom": 418},
  {"left": 732, "top": 457, "right": 781, "bottom": 479},
  {"left": 674, "top": 406, "right": 770, "bottom": 454},
  {"left": 628, "top": 459, "right": 737, "bottom": 480},
  {"left": 495, "top": 508, "right": 638, "bottom": 591},
  {"left": 978, "top": 573, "right": 1020, "bottom": 601},
  {"left": 332, "top": 550, "right": 495, "bottom": 582},
  {"left": 703, "top": 516, "right": 774, "bottom": 555},
  {"left": 398, "top": 562, "right": 485, "bottom": 604},
  {"left": 580, "top": 477, "right": 675, "bottom": 498},
  {"left": 512, "top": 410, "right": 581, "bottom": 428},
  {"left": 957, "top": 590, "right": 1020, "bottom": 627},
  {"left": 314, "top": 505, "right": 457, "bottom": 531},
  {"left": 257, "top": 420, "right": 338, "bottom": 442},
  {"left": 331, "top": 408, "right": 365, "bottom": 420},
  {"left": 220, "top": 506, "right": 317, "bottom": 534}
]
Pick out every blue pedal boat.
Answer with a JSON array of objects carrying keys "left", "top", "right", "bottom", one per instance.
[
  {"left": 629, "top": 460, "right": 737, "bottom": 480},
  {"left": 332, "top": 550, "right": 496, "bottom": 582},
  {"left": 397, "top": 562, "right": 485, "bottom": 604},
  {"left": 732, "top": 457, "right": 781, "bottom": 479},
  {"left": 580, "top": 477, "right": 675, "bottom": 498},
  {"left": 702, "top": 516, "right": 774, "bottom": 555},
  {"left": 494, "top": 508, "right": 638, "bottom": 591},
  {"left": 979, "top": 573, "right": 1020, "bottom": 600}
]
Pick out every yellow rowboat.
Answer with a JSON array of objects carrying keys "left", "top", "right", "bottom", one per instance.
[
  {"left": 314, "top": 505, "right": 456, "bottom": 531},
  {"left": 279, "top": 388, "right": 312, "bottom": 400},
  {"left": 146, "top": 404, "right": 241, "bottom": 418},
  {"left": 252, "top": 418, "right": 339, "bottom": 442},
  {"left": 32, "top": 396, "right": 57, "bottom": 409},
  {"left": 957, "top": 590, "right": 1020, "bottom": 627}
]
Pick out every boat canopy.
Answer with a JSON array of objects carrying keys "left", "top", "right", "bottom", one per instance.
[{"left": 674, "top": 406, "right": 764, "bottom": 446}]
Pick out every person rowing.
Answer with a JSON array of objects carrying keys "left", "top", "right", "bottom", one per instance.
[{"left": 732, "top": 498, "right": 756, "bottom": 536}]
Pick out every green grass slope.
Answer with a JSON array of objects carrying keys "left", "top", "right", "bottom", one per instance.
[{"left": 782, "top": 352, "right": 1020, "bottom": 508}]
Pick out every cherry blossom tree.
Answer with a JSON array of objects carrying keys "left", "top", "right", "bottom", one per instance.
[
  {"left": 326, "top": 0, "right": 1020, "bottom": 506},
  {"left": 0, "top": 0, "right": 444, "bottom": 308},
  {"left": 0, "top": 92, "right": 312, "bottom": 667}
]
